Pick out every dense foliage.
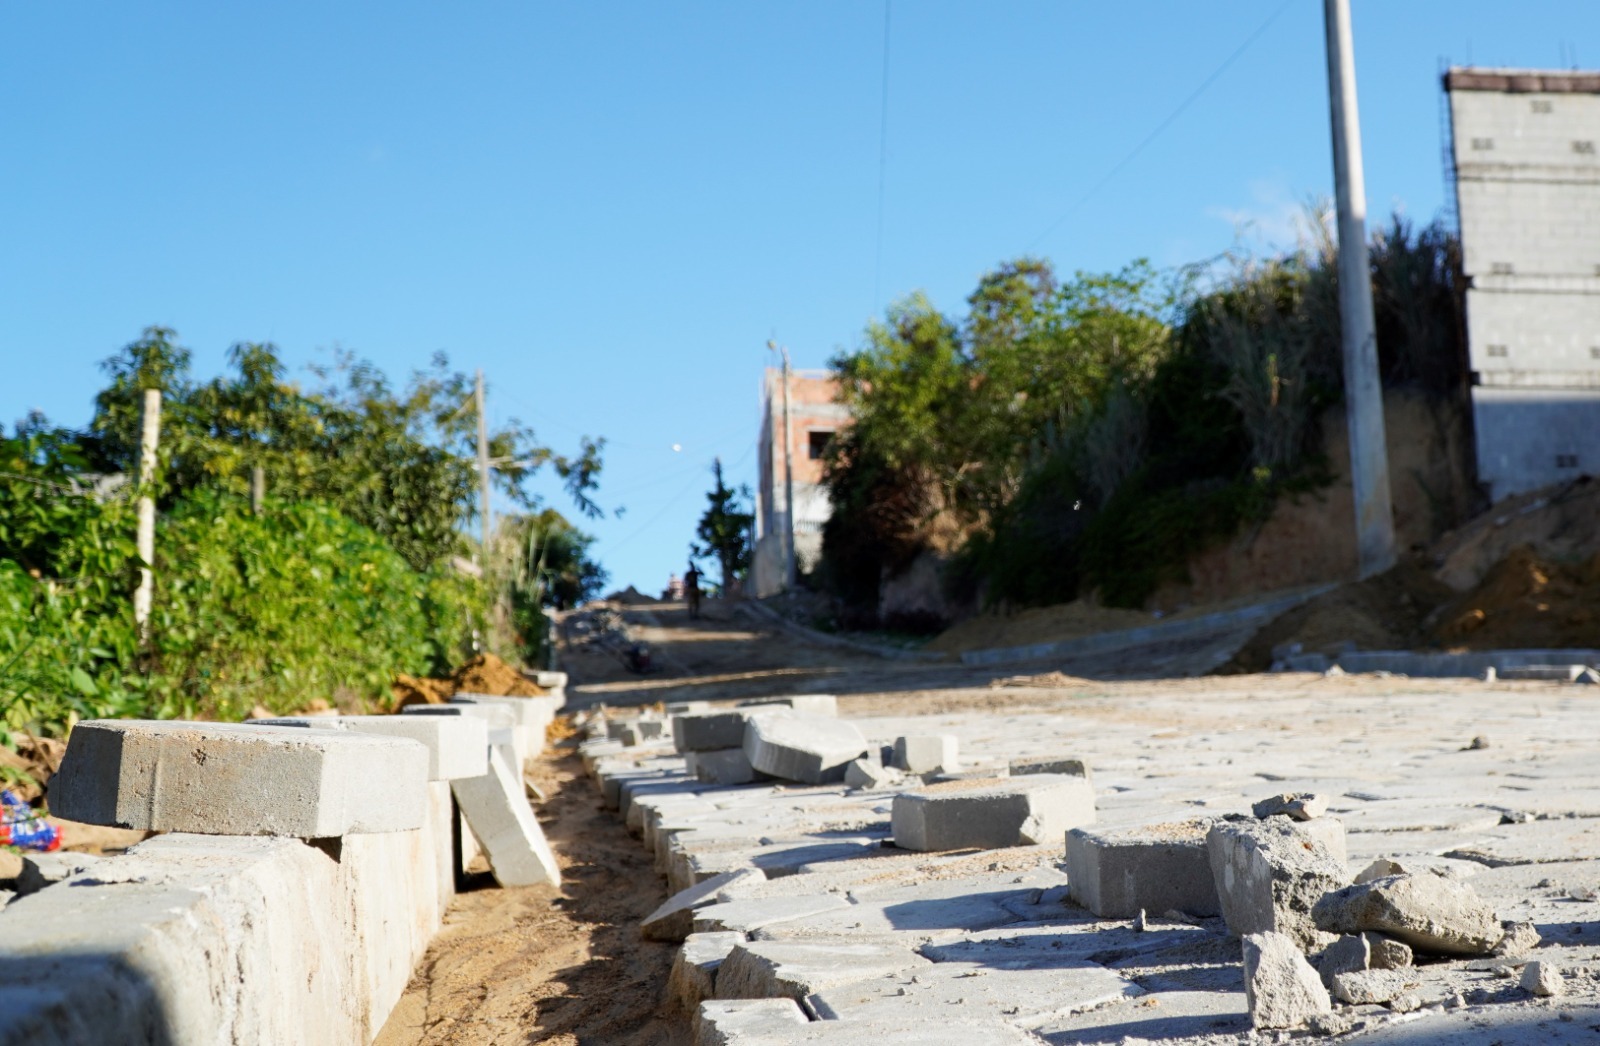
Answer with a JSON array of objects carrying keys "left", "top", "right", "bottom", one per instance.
[
  {"left": 693, "top": 458, "right": 754, "bottom": 595},
  {"left": 0, "top": 328, "right": 607, "bottom": 741},
  {"left": 822, "top": 213, "right": 1467, "bottom": 618}
]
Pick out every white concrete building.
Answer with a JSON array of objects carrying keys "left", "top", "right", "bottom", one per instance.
[{"left": 1446, "top": 67, "right": 1600, "bottom": 501}]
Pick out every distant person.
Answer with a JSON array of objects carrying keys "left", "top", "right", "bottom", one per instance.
[{"left": 685, "top": 563, "right": 702, "bottom": 620}]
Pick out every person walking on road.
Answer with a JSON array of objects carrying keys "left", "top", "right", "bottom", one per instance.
[{"left": 685, "top": 562, "right": 702, "bottom": 620}]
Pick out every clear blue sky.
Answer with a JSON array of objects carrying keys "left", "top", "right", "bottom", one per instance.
[{"left": 4, "top": 2, "right": 1596, "bottom": 593}]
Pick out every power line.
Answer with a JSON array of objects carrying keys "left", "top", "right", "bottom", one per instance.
[{"left": 1026, "top": 0, "right": 1295, "bottom": 251}]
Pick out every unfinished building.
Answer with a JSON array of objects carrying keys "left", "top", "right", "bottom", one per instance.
[
  {"left": 1446, "top": 67, "right": 1600, "bottom": 502},
  {"left": 749, "top": 367, "right": 848, "bottom": 598}
]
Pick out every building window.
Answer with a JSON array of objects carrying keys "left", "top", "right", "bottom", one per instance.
[
  {"left": 807, "top": 430, "right": 834, "bottom": 460},
  {"left": 1574, "top": 140, "right": 1596, "bottom": 155},
  {"left": 1490, "top": 262, "right": 1514, "bottom": 275},
  {"left": 1471, "top": 137, "right": 1494, "bottom": 150},
  {"left": 1486, "top": 344, "right": 1509, "bottom": 358},
  {"left": 1532, "top": 99, "right": 1553, "bottom": 114}
]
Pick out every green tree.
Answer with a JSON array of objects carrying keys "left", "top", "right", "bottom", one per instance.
[{"left": 693, "top": 458, "right": 754, "bottom": 596}]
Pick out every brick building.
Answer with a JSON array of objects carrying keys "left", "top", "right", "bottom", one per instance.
[{"left": 749, "top": 367, "right": 849, "bottom": 598}]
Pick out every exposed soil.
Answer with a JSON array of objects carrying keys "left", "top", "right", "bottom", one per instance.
[
  {"left": 393, "top": 653, "right": 549, "bottom": 710},
  {"left": 375, "top": 750, "right": 682, "bottom": 1046}
]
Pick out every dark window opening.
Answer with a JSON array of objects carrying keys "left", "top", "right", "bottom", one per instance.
[{"left": 807, "top": 430, "right": 834, "bottom": 459}]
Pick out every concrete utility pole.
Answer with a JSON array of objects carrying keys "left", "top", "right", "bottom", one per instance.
[
  {"left": 768, "top": 342, "right": 797, "bottom": 591},
  {"left": 1324, "top": 0, "right": 1396, "bottom": 579},
  {"left": 476, "top": 369, "right": 492, "bottom": 563},
  {"left": 250, "top": 464, "right": 265, "bottom": 517},
  {"left": 133, "top": 388, "right": 161, "bottom": 638}
]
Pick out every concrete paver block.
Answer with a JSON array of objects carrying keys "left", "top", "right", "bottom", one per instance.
[
  {"left": 693, "top": 998, "right": 807, "bottom": 1046},
  {"left": 891, "top": 773, "right": 1094, "bottom": 851},
  {"left": 843, "top": 758, "right": 901, "bottom": 790},
  {"left": 742, "top": 716, "right": 869, "bottom": 784},
  {"left": 50, "top": 720, "right": 427, "bottom": 837},
  {"left": 250, "top": 714, "right": 487, "bottom": 781},
  {"left": 891, "top": 734, "right": 958, "bottom": 774},
  {"left": 686, "top": 747, "right": 760, "bottom": 785},
  {"left": 807, "top": 958, "right": 1139, "bottom": 1029},
  {"left": 737, "top": 694, "right": 838, "bottom": 717},
  {"left": 715, "top": 938, "right": 930, "bottom": 1001},
  {"left": 451, "top": 746, "right": 561, "bottom": 887},
  {"left": 1065, "top": 817, "right": 1221, "bottom": 918},
  {"left": 1010, "top": 755, "right": 1091, "bottom": 781},
  {"left": 643, "top": 869, "right": 765, "bottom": 942},
  {"left": 674, "top": 710, "right": 771, "bottom": 752},
  {"left": 669, "top": 931, "right": 747, "bottom": 1013},
  {"left": 1207, "top": 817, "right": 1351, "bottom": 949}
]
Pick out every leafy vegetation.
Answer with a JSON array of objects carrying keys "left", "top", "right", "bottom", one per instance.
[
  {"left": 0, "top": 328, "right": 606, "bottom": 742},
  {"left": 822, "top": 212, "right": 1466, "bottom": 619},
  {"left": 693, "top": 458, "right": 754, "bottom": 595}
]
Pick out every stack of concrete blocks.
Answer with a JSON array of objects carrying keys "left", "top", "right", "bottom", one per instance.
[
  {"left": 398, "top": 703, "right": 561, "bottom": 887},
  {"left": 673, "top": 709, "right": 771, "bottom": 785},
  {"left": 448, "top": 691, "right": 563, "bottom": 770},
  {"left": 0, "top": 718, "right": 486, "bottom": 1043}
]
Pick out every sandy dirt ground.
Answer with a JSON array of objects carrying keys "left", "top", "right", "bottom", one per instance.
[
  {"left": 378, "top": 596, "right": 1581, "bottom": 1044},
  {"left": 375, "top": 752, "right": 685, "bottom": 1046}
]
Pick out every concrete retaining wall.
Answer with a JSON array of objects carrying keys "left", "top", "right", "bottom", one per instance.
[{"left": 0, "top": 781, "right": 455, "bottom": 1044}]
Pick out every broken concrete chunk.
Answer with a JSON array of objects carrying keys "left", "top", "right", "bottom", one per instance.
[
  {"left": 1064, "top": 818, "right": 1220, "bottom": 918},
  {"left": 1330, "top": 967, "right": 1416, "bottom": 1005},
  {"left": 1318, "top": 934, "right": 1370, "bottom": 986},
  {"left": 742, "top": 716, "right": 868, "bottom": 784},
  {"left": 669, "top": 931, "right": 746, "bottom": 1013},
  {"left": 693, "top": 997, "right": 808, "bottom": 1046},
  {"left": 1365, "top": 933, "right": 1414, "bottom": 969},
  {"left": 643, "top": 869, "right": 766, "bottom": 942},
  {"left": 1242, "top": 932, "right": 1333, "bottom": 1030},
  {"left": 1493, "top": 920, "right": 1541, "bottom": 959},
  {"left": 1521, "top": 959, "right": 1564, "bottom": 997},
  {"left": 1252, "top": 792, "right": 1329, "bottom": 821},
  {"left": 50, "top": 720, "right": 428, "bottom": 837},
  {"left": 891, "top": 735, "right": 958, "bottom": 774},
  {"left": 1207, "top": 817, "right": 1350, "bottom": 949},
  {"left": 1354, "top": 857, "right": 1405, "bottom": 884},
  {"left": 1311, "top": 873, "right": 1501, "bottom": 956},
  {"left": 892, "top": 773, "right": 1094, "bottom": 852},
  {"left": 843, "top": 758, "right": 902, "bottom": 791},
  {"left": 714, "top": 938, "right": 929, "bottom": 1001}
]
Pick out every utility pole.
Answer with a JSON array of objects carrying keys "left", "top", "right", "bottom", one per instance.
[
  {"left": 1324, "top": 0, "right": 1396, "bottom": 579},
  {"left": 768, "top": 342, "right": 797, "bottom": 591},
  {"left": 475, "top": 369, "right": 492, "bottom": 563},
  {"left": 133, "top": 388, "right": 161, "bottom": 638},
  {"left": 250, "top": 464, "right": 265, "bottom": 517}
]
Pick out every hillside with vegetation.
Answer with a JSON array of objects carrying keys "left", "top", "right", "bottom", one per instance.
[
  {"left": 818, "top": 211, "right": 1469, "bottom": 630},
  {"left": 0, "top": 328, "right": 605, "bottom": 744}
]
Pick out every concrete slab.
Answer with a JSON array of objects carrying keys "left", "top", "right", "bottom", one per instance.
[
  {"left": 1033, "top": 989, "right": 1250, "bottom": 1044},
  {"left": 644, "top": 869, "right": 766, "bottom": 942},
  {"left": 687, "top": 747, "right": 761, "bottom": 785},
  {"left": 676, "top": 710, "right": 772, "bottom": 752},
  {"left": 49, "top": 720, "right": 428, "bottom": 837},
  {"left": 715, "top": 938, "right": 930, "bottom": 1001},
  {"left": 669, "top": 931, "right": 746, "bottom": 1013},
  {"left": 744, "top": 717, "right": 869, "bottom": 785},
  {"left": 692, "top": 998, "right": 807, "bottom": 1045},
  {"left": 250, "top": 714, "right": 487, "bottom": 781},
  {"left": 892, "top": 773, "right": 1095, "bottom": 851},
  {"left": 450, "top": 746, "right": 560, "bottom": 887},
  {"left": 692, "top": 894, "right": 853, "bottom": 935},
  {"left": 1065, "top": 817, "right": 1221, "bottom": 918},
  {"left": 891, "top": 735, "right": 959, "bottom": 774},
  {"left": 807, "top": 959, "right": 1141, "bottom": 1029}
]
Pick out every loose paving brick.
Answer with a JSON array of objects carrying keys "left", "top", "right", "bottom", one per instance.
[
  {"left": 891, "top": 773, "right": 1094, "bottom": 851},
  {"left": 669, "top": 931, "right": 747, "bottom": 1012},
  {"left": 686, "top": 747, "right": 761, "bottom": 785},
  {"left": 891, "top": 734, "right": 959, "bottom": 774},
  {"left": 743, "top": 716, "right": 869, "bottom": 784},
  {"left": 644, "top": 869, "right": 767, "bottom": 942},
  {"left": 715, "top": 937, "right": 930, "bottom": 1001},
  {"left": 1064, "top": 817, "right": 1221, "bottom": 918},
  {"left": 451, "top": 745, "right": 560, "bottom": 887},
  {"left": 50, "top": 720, "right": 428, "bottom": 837},
  {"left": 692, "top": 998, "right": 808, "bottom": 1046},
  {"left": 251, "top": 713, "right": 487, "bottom": 782},
  {"left": 807, "top": 959, "right": 1141, "bottom": 1028}
]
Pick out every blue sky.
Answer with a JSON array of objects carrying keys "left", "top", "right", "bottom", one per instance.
[{"left": 4, "top": 2, "right": 1597, "bottom": 593}]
